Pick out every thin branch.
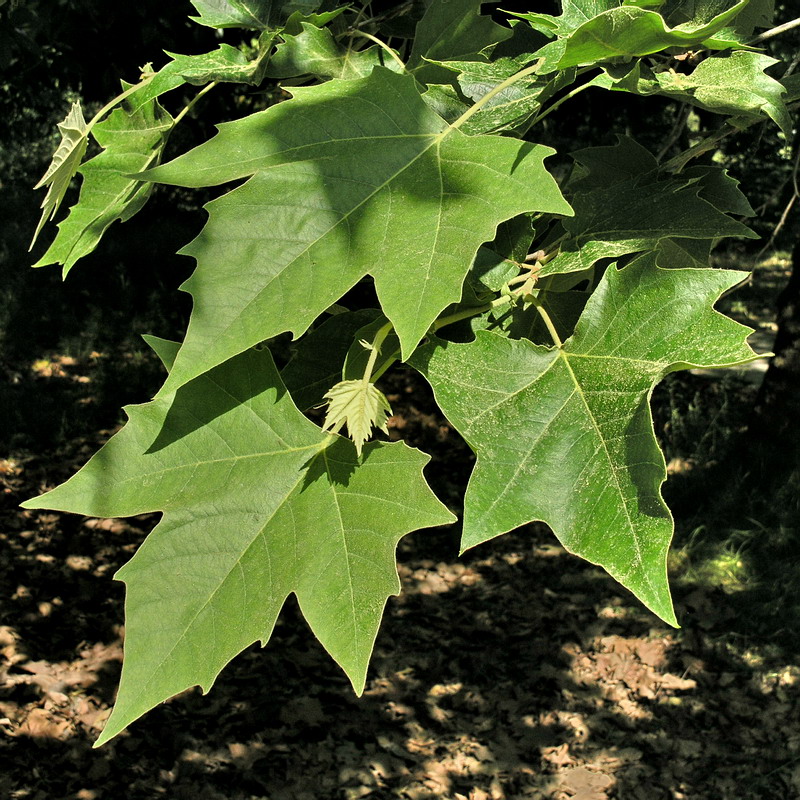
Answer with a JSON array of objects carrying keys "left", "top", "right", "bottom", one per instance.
[
  {"left": 756, "top": 145, "right": 800, "bottom": 259},
  {"left": 448, "top": 61, "right": 541, "bottom": 133},
  {"left": 748, "top": 16, "right": 800, "bottom": 45},
  {"left": 656, "top": 103, "right": 691, "bottom": 162},
  {"left": 531, "top": 79, "right": 594, "bottom": 126},
  {"left": 530, "top": 296, "right": 563, "bottom": 348}
]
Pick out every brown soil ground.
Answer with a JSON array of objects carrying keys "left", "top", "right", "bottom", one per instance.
[{"left": 2, "top": 345, "right": 799, "bottom": 800}]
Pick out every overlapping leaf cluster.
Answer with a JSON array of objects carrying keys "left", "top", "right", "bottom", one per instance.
[{"left": 26, "top": 0, "right": 794, "bottom": 744}]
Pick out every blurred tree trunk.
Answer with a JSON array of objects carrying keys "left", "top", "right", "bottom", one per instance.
[{"left": 750, "top": 239, "right": 800, "bottom": 471}]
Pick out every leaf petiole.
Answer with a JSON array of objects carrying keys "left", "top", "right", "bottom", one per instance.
[{"left": 348, "top": 30, "right": 407, "bottom": 71}]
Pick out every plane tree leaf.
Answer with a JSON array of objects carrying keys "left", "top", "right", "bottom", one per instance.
[
  {"left": 543, "top": 138, "right": 756, "bottom": 276},
  {"left": 139, "top": 67, "right": 572, "bottom": 397},
  {"left": 514, "top": 0, "right": 749, "bottom": 73},
  {"left": 30, "top": 102, "right": 90, "bottom": 249},
  {"left": 322, "top": 379, "right": 393, "bottom": 455},
  {"left": 593, "top": 51, "right": 793, "bottom": 135},
  {"left": 166, "top": 41, "right": 275, "bottom": 85},
  {"left": 266, "top": 22, "right": 402, "bottom": 80},
  {"left": 410, "top": 254, "right": 759, "bottom": 623},
  {"left": 408, "top": 0, "right": 513, "bottom": 84},
  {"left": 33, "top": 93, "right": 174, "bottom": 274},
  {"left": 429, "top": 56, "right": 576, "bottom": 134},
  {"left": 189, "top": 0, "right": 319, "bottom": 30},
  {"left": 22, "top": 343, "right": 455, "bottom": 747}
]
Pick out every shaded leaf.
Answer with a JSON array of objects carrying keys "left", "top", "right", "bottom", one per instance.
[
  {"left": 429, "top": 56, "right": 575, "bottom": 134},
  {"left": 409, "top": 0, "right": 513, "bottom": 84},
  {"left": 544, "top": 137, "right": 756, "bottom": 276},
  {"left": 140, "top": 68, "right": 572, "bottom": 397},
  {"left": 23, "top": 345, "right": 454, "bottom": 745},
  {"left": 282, "top": 309, "right": 381, "bottom": 410},
  {"left": 267, "top": 22, "right": 402, "bottom": 80},
  {"left": 411, "top": 254, "right": 759, "bottom": 623}
]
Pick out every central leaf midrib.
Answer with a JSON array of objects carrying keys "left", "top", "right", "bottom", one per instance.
[{"left": 557, "top": 348, "right": 646, "bottom": 571}]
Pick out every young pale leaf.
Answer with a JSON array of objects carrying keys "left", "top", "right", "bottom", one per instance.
[
  {"left": 23, "top": 343, "right": 454, "bottom": 746},
  {"left": 411, "top": 254, "right": 759, "bottom": 624},
  {"left": 31, "top": 102, "right": 90, "bottom": 249},
  {"left": 139, "top": 68, "right": 572, "bottom": 398},
  {"left": 33, "top": 95, "right": 174, "bottom": 274},
  {"left": 267, "top": 23, "right": 401, "bottom": 80},
  {"left": 323, "top": 379, "right": 393, "bottom": 455},
  {"left": 594, "top": 52, "right": 792, "bottom": 136}
]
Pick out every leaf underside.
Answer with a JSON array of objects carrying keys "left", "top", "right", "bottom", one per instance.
[
  {"left": 141, "top": 68, "right": 572, "bottom": 397},
  {"left": 23, "top": 343, "right": 454, "bottom": 746},
  {"left": 411, "top": 254, "right": 758, "bottom": 623}
]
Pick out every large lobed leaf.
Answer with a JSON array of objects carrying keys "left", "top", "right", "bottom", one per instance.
[
  {"left": 542, "top": 137, "right": 756, "bottom": 276},
  {"left": 23, "top": 340, "right": 454, "bottom": 746},
  {"left": 411, "top": 255, "right": 759, "bottom": 623},
  {"left": 516, "top": 0, "right": 750, "bottom": 73},
  {"left": 141, "top": 67, "right": 572, "bottom": 397}
]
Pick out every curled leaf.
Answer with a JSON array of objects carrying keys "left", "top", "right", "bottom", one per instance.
[
  {"left": 31, "top": 102, "right": 90, "bottom": 249},
  {"left": 323, "top": 379, "right": 392, "bottom": 456}
]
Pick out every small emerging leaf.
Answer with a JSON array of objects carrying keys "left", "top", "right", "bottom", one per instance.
[
  {"left": 31, "top": 102, "right": 90, "bottom": 249},
  {"left": 323, "top": 379, "right": 392, "bottom": 455}
]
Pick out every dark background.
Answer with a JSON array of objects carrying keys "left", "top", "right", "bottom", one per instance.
[{"left": 1, "top": 2, "right": 799, "bottom": 798}]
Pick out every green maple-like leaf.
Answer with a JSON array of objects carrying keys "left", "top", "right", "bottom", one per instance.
[
  {"left": 23, "top": 341, "right": 454, "bottom": 746},
  {"left": 33, "top": 92, "right": 174, "bottom": 274},
  {"left": 594, "top": 51, "right": 792, "bottom": 135},
  {"left": 166, "top": 41, "right": 276, "bottom": 85},
  {"left": 140, "top": 67, "right": 572, "bottom": 397},
  {"left": 514, "top": 0, "right": 749, "bottom": 72},
  {"left": 409, "top": 0, "right": 513, "bottom": 84},
  {"left": 411, "top": 254, "right": 759, "bottom": 623},
  {"left": 428, "top": 56, "right": 575, "bottom": 134},
  {"left": 189, "top": 0, "right": 319, "bottom": 29},
  {"left": 543, "top": 137, "right": 756, "bottom": 276},
  {"left": 30, "top": 102, "right": 90, "bottom": 249},
  {"left": 267, "top": 23, "right": 402, "bottom": 80}
]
